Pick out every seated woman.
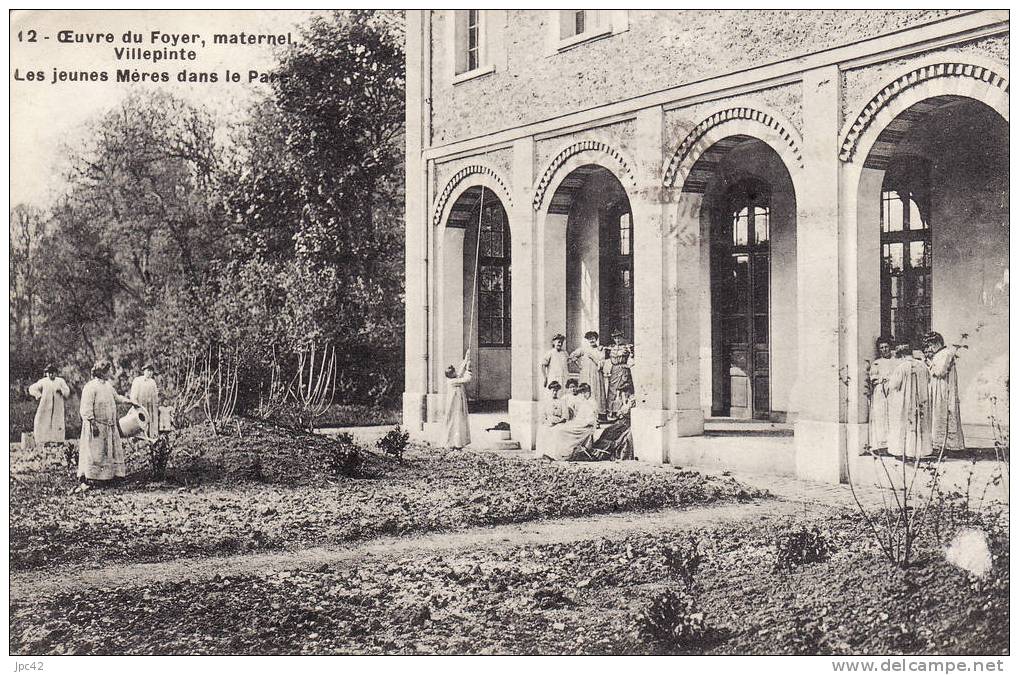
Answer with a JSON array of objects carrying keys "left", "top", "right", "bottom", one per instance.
[
  {"left": 563, "top": 383, "right": 600, "bottom": 461},
  {"left": 536, "top": 381, "right": 571, "bottom": 460},
  {"left": 592, "top": 390, "right": 636, "bottom": 460}
]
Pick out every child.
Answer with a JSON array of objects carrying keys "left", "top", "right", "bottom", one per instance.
[{"left": 540, "top": 333, "right": 569, "bottom": 391}]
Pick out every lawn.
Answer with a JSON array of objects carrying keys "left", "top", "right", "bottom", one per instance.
[
  {"left": 10, "top": 512, "right": 1008, "bottom": 655},
  {"left": 10, "top": 419, "right": 766, "bottom": 571}
]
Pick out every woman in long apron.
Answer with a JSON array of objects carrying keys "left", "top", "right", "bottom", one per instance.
[
  {"left": 77, "top": 360, "right": 139, "bottom": 491},
  {"left": 443, "top": 355, "right": 473, "bottom": 449}
]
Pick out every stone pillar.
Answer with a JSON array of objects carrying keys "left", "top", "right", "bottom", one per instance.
[
  {"left": 630, "top": 106, "right": 671, "bottom": 463},
  {"left": 402, "top": 11, "right": 429, "bottom": 437},
  {"left": 509, "top": 137, "right": 541, "bottom": 451},
  {"left": 670, "top": 189, "right": 706, "bottom": 438},
  {"left": 843, "top": 162, "right": 885, "bottom": 478},
  {"left": 794, "top": 66, "right": 847, "bottom": 483}
]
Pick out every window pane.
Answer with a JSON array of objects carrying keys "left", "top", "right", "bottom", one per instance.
[
  {"left": 575, "top": 10, "right": 586, "bottom": 34},
  {"left": 885, "top": 242, "right": 903, "bottom": 273},
  {"left": 619, "top": 213, "right": 631, "bottom": 256},
  {"left": 479, "top": 291, "right": 503, "bottom": 318},
  {"left": 620, "top": 269, "right": 631, "bottom": 289},
  {"left": 908, "top": 198, "right": 926, "bottom": 230},
  {"left": 754, "top": 206, "right": 769, "bottom": 244},
  {"left": 884, "top": 192, "right": 904, "bottom": 232},
  {"left": 480, "top": 265, "right": 504, "bottom": 292},
  {"left": 909, "top": 241, "right": 928, "bottom": 270},
  {"left": 733, "top": 209, "right": 749, "bottom": 246}
]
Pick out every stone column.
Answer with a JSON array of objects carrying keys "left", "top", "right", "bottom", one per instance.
[
  {"left": 794, "top": 65, "right": 847, "bottom": 483},
  {"left": 842, "top": 162, "right": 885, "bottom": 477},
  {"left": 670, "top": 189, "right": 706, "bottom": 438},
  {"left": 630, "top": 106, "right": 671, "bottom": 463},
  {"left": 402, "top": 11, "right": 429, "bottom": 437},
  {"left": 509, "top": 137, "right": 541, "bottom": 451}
]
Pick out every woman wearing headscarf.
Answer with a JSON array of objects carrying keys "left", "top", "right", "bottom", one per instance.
[{"left": 76, "top": 360, "right": 139, "bottom": 491}]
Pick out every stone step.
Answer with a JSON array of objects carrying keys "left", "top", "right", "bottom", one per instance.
[{"left": 703, "top": 418, "right": 794, "bottom": 437}]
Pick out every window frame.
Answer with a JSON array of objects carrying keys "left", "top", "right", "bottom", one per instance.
[
  {"left": 549, "top": 10, "right": 628, "bottom": 53},
  {"left": 879, "top": 183, "right": 932, "bottom": 344},
  {"left": 451, "top": 10, "right": 496, "bottom": 84},
  {"left": 476, "top": 200, "right": 512, "bottom": 348}
]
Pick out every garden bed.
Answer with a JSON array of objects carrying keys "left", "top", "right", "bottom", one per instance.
[
  {"left": 10, "top": 514, "right": 1007, "bottom": 655},
  {"left": 10, "top": 420, "right": 766, "bottom": 571}
]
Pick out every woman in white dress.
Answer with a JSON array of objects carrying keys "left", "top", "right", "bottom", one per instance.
[
  {"left": 443, "top": 354, "right": 473, "bottom": 449},
  {"left": 868, "top": 336, "right": 896, "bottom": 452},
  {"left": 924, "top": 331, "right": 966, "bottom": 453},
  {"left": 28, "top": 364, "right": 71, "bottom": 445},
  {"left": 569, "top": 331, "right": 608, "bottom": 416},
  {"left": 536, "top": 381, "right": 571, "bottom": 460},
  {"left": 886, "top": 344, "right": 933, "bottom": 460},
  {"left": 77, "top": 360, "right": 140, "bottom": 491},
  {"left": 540, "top": 334, "right": 569, "bottom": 391},
  {"left": 129, "top": 363, "right": 160, "bottom": 439}
]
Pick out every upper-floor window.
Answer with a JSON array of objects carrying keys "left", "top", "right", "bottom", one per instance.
[
  {"left": 551, "top": 10, "right": 627, "bottom": 52},
  {"left": 452, "top": 10, "right": 496, "bottom": 82},
  {"left": 467, "top": 10, "right": 481, "bottom": 71}
]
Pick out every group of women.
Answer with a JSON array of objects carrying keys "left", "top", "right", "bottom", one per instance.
[
  {"left": 536, "top": 330, "right": 635, "bottom": 461},
  {"left": 867, "top": 331, "right": 966, "bottom": 460},
  {"left": 28, "top": 360, "right": 160, "bottom": 492},
  {"left": 441, "top": 329, "right": 637, "bottom": 461}
]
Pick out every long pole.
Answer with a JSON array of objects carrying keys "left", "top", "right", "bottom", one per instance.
[{"left": 465, "top": 188, "right": 486, "bottom": 366}]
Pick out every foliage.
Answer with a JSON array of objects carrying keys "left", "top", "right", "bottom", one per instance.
[
  {"left": 326, "top": 433, "right": 366, "bottom": 478},
  {"left": 635, "top": 589, "right": 708, "bottom": 651},
  {"left": 9, "top": 10, "right": 407, "bottom": 417},
  {"left": 774, "top": 524, "right": 833, "bottom": 570},
  {"left": 376, "top": 427, "right": 409, "bottom": 463},
  {"left": 662, "top": 536, "right": 702, "bottom": 588},
  {"left": 145, "top": 436, "right": 173, "bottom": 482}
]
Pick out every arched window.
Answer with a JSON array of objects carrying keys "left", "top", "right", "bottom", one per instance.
[
  {"left": 880, "top": 158, "right": 931, "bottom": 344},
  {"left": 599, "top": 201, "right": 634, "bottom": 341},
  {"left": 478, "top": 201, "right": 511, "bottom": 347}
]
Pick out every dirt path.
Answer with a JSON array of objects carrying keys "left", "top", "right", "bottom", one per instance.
[{"left": 11, "top": 492, "right": 849, "bottom": 602}]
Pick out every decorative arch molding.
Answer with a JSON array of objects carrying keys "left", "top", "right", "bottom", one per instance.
[
  {"left": 662, "top": 106, "right": 803, "bottom": 188},
  {"left": 432, "top": 163, "right": 513, "bottom": 227},
  {"left": 839, "top": 58, "right": 1009, "bottom": 163},
  {"left": 532, "top": 139, "right": 639, "bottom": 212}
]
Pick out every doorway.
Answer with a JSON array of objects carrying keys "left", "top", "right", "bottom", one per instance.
[{"left": 711, "top": 179, "right": 771, "bottom": 419}]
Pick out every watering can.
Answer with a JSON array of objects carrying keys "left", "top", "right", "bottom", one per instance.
[{"left": 119, "top": 406, "right": 151, "bottom": 440}]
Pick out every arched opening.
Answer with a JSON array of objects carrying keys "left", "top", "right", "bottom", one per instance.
[
  {"left": 858, "top": 97, "right": 1008, "bottom": 445},
  {"left": 685, "top": 136, "right": 797, "bottom": 421},
  {"left": 547, "top": 164, "right": 634, "bottom": 353},
  {"left": 441, "top": 185, "right": 512, "bottom": 403}
]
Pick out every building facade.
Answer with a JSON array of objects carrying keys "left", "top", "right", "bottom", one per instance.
[{"left": 403, "top": 10, "right": 1009, "bottom": 482}]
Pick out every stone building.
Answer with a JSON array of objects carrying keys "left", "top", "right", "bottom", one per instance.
[{"left": 403, "top": 10, "right": 1009, "bottom": 482}]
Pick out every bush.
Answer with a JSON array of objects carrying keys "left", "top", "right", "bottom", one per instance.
[
  {"left": 328, "top": 432, "right": 365, "bottom": 478},
  {"left": 635, "top": 588, "right": 708, "bottom": 651},
  {"left": 145, "top": 435, "right": 173, "bottom": 481},
  {"left": 376, "top": 427, "right": 409, "bottom": 462},
  {"left": 774, "top": 524, "right": 833, "bottom": 570},
  {"left": 662, "top": 536, "right": 702, "bottom": 588}
]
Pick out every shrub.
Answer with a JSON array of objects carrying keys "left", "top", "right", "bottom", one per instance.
[
  {"left": 328, "top": 433, "right": 365, "bottom": 477},
  {"left": 662, "top": 536, "right": 703, "bottom": 588},
  {"left": 635, "top": 588, "right": 708, "bottom": 651},
  {"left": 774, "top": 524, "right": 833, "bottom": 570},
  {"left": 376, "top": 427, "right": 409, "bottom": 462},
  {"left": 147, "top": 435, "right": 173, "bottom": 481}
]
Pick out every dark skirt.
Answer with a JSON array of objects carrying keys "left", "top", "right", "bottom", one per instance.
[{"left": 591, "top": 416, "right": 633, "bottom": 461}]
